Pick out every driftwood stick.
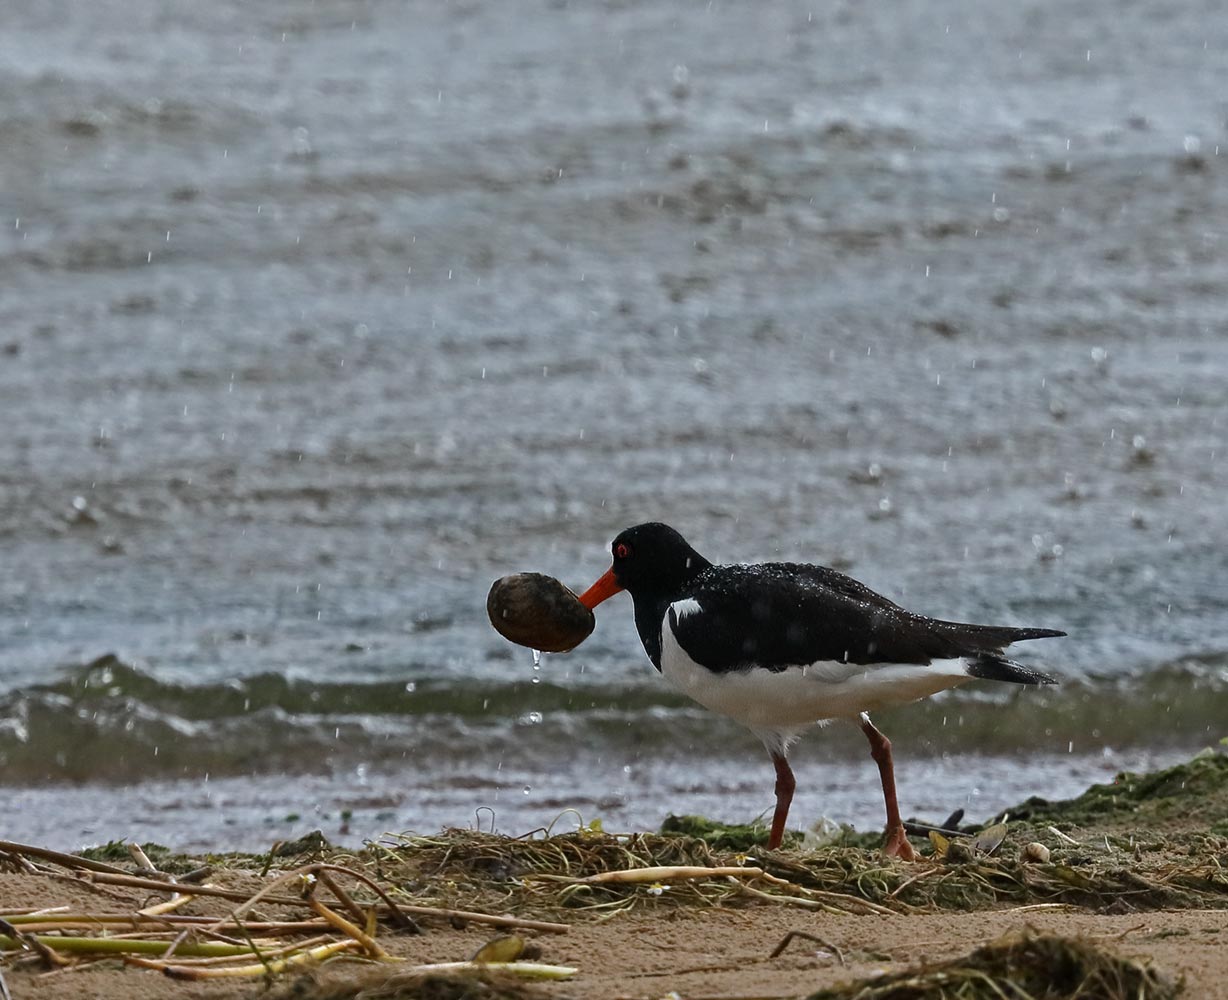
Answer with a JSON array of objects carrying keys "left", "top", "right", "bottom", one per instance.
[
  {"left": 0, "top": 840, "right": 129, "bottom": 875},
  {"left": 126, "top": 843, "right": 158, "bottom": 873},
  {"left": 0, "top": 850, "right": 42, "bottom": 875}
]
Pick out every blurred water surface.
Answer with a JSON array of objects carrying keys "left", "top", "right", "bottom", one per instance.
[{"left": 1, "top": 0, "right": 1226, "bottom": 848}]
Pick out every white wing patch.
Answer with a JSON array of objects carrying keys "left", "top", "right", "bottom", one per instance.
[{"left": 669, "top": 598, "right": 703, "bottom": 621}]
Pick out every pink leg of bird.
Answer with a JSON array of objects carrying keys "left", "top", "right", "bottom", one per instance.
[
  {"left": 767, "top": 751, "right": 796, "bottom": 850},
  {"left": 858, "top": 714, "right": 917, "bottom": 861}
]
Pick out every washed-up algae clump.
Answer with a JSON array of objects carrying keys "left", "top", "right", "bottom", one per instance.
[
  {"left": 360, "top": 829, "right": 1228, "bottom": 919},
  {"left": 363, "top": 827, "right": 742, "bottom": 916},
  {"left": 986, "top": 748, "right": 1228, "bottom": 836},
  {"left": 354, "top": 754, "right": 1228, "bottom": 918},
  {"left": 660, "top": 813, "right": 775, "bottom": 850},
  {"left": 660, "top": 814, "right": 886, "bottom": 852},
  {"left": 659, "top": 813, "right": 807, "bottom": 850},
  {"left": 805, "top": 930, "right": 1180, "bottom": 1000}
]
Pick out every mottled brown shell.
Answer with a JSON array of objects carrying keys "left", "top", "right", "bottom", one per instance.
[{"left": 486, "top": 573, "right": 596, "bottom": 653}]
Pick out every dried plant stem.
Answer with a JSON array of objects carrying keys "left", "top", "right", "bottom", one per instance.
[
  {"left": 405, "top": 961, "right": 577, "bottom": 980},
  {"left": 769, "top": 930, "right": 847, "bottom": 964},
  {"left": 312, "top": 864, "right": 420, "bottom": 933},
  {"left": 127, "top": 934, "right": 340, "bottom": 969},
  {"left": 318, "top": 870, "right": 370, "bottom": 929},
  {"left": 83, "top": 869, "right": 568, "bottom": 934},
  {"left": 308, "top": 898, "right": 391, "bottom": 961},
  {"left": 887, "top": 866, "right": 942, "bottom": 898},
  {"left": 0, "top": 935, "right": 273, "bottom": 958},
  {"left": 140, "top": 893, "right": 197, "bottom": 917},
  {"left": 158, "top": 940, "right": 361, "bottom": 980},
  {"left": 376, "top": 904, "right": 569, "bottom": 934},
  {"left": 734, "top": 880, "right": 897, "bottom": 916},
  {"left": 734, "top": 882, "right": 849, "bottom": 914},
  {"left": 545, "top": 864, "right": 790, "bottom": 885},
  {"left": 86, "top": 871, "right": 307, "bottom": 906},
  {"left": 211, "top": 864, "right": 319, "bottom": 929},
  {"left": 1, "top": 914, "right": 331, "bottom": 935}
]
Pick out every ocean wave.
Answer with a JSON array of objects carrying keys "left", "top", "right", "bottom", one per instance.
[{"left": 1, "top": 653, "right": 1225, "bottom": 785}]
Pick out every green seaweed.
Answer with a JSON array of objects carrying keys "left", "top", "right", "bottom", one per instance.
[
  {"left": 658, "top": 813, "right": 789, "bottom": 850},
  {"left": 986, "top": 749, "right": 1228, "bottom": 833},
  {"left": 76, "top": 839, "right": 203, "bottom": 873}
]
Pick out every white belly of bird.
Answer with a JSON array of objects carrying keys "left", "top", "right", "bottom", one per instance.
[{"left": 658, "top": 608, "right": 973, "bottom": 732}]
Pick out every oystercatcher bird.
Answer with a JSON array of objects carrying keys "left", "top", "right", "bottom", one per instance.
[{"left": 578, "top": 522, "right": 1064, "bottom": 858}]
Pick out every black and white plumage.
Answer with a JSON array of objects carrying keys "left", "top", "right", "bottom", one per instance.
[{"left": 578, "top": 522, "right": 1065, "bottom": 857}]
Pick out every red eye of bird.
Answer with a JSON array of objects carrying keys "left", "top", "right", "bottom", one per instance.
[{"left": 615, "top": 542, "right": 632, "bottom": 560}]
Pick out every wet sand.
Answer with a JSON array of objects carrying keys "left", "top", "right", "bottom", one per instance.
[{"left": 5, "top": 901, "right": 1225, "bottom": 1000}]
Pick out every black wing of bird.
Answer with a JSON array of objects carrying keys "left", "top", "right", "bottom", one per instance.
[{"left": 667, "top": 563, "right": 1064, "bottom": 681}]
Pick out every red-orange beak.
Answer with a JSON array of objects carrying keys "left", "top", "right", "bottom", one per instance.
[{"left": 578, "top": 566, "right": 624, "bottom": 609}]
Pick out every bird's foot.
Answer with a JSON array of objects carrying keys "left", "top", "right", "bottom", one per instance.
[{"left": 882, "top": 823, "right": 918, "bottom": 861}]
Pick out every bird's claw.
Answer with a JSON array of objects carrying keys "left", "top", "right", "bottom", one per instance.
[{"left": 882, "top": 824, "right": 918, "bottom": 861}]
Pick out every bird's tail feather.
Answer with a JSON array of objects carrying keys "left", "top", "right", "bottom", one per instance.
[
  {"left": 965, "top": 653, "right": 1058, "bottom": 685},
  {"left": 943, "top": 622, "right": 1067, "bottom": 643},
  {"left": 1000, "top": 626, "right": 1067, "bottom": 642}
]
